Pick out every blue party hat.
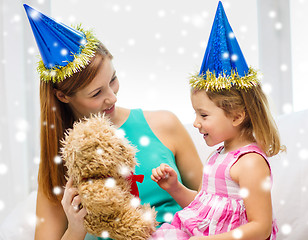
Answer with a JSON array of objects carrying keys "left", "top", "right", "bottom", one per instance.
[
  {"left": 190, "top": 1, "right": 258, "bottom": 91},
  {"left": 24, "top": 4, "right": 99, "bottom": 83}
]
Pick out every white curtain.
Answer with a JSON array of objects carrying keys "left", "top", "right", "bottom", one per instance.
[{"left": 0, "top": 0, "right": 47, "bottom": 222}]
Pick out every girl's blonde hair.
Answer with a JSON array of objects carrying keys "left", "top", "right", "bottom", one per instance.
[
  {"left": 39, "top": 43, "right": 113, "bottom": 203},
  {"left": 202, "top": 84, "right": 284, "bottom": 157}
]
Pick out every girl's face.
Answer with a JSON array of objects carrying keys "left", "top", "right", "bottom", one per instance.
[
  {"left": 191, "top": 90, "right": 238, "bottom": 147},
  {"left": 61, "top": 58, "right": 119, "bottom": 120}
]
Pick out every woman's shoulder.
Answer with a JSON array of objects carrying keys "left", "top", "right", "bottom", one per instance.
[
  {"left": 143, "top": 109, "right": 177, "bottom": 119},
  {"left": 143, "top": 110, "right": 181, "bottom": 130},
  {"left": 141, "top": 110, "right": 186, "bottom": 155}
]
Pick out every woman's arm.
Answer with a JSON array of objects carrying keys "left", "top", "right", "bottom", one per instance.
[
  {"left": 145, "top": 110, "right": 203, "bottom": 191},
  {"left": 35, "top": 179, "right": 87, "bottom": 240},
  {"left": 189, "top": 153, "right": 273, "bottom": 240},
  {"left": 169, "top": 112, "right": 204, "bottom": 191}
]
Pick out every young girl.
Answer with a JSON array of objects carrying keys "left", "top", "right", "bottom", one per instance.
[
  {"left": 23, "top": 4, "right": 203, "bottom": 240},
  {"left": 150, "top": 2, "right": 283, "bottom": 240}
]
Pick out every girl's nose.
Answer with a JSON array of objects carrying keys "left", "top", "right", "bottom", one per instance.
[{"left": 193, "top": 120, "right": 201, "bottom": 129}]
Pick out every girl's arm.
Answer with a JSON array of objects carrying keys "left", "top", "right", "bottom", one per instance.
[
  {"left": 189, "top": 153, "right": 273, "bottom": 240},
  {"left": 151, "top": 163, "right": 199, "bottom": 208},
  {"left": 35, "top": 179, "right": 87, "bottom": 240}
]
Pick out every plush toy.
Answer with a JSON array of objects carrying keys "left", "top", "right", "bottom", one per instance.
[{"left": 61, "top": 114, "right": 157, "bottom": 239}]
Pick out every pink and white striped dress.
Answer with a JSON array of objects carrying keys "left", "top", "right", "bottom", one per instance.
[{"left": 150, "top": 144, "right": 278, "bottom": 240}]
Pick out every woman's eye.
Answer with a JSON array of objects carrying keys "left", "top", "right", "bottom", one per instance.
[
  {"left": 201, "top": 114, "right": 208, "bottom": 118},
  {"left": 110, "top": 76, "right": 117, "bottom": 84},
  {"left": 92, "top": 90, "right": 101, "bottom": 97}
]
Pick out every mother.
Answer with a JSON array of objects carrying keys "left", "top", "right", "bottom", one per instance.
[{"left": 24, "top": 4, "right": 203, "bottom": 240}]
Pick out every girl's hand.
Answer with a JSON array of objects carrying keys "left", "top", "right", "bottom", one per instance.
[
  {"left": 61, "top": 178, "right": 87, "bottom": 236},
  {"left": 151, "top": 163, "right": 179, "bottom": 192}
]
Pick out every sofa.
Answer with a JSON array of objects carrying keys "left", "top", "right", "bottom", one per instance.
[{"left": 1, "top": 110, "right": 307, "bottom": 240}]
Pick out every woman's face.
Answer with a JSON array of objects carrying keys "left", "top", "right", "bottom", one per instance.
[{"left": 63, "top": 58, "right": 119, "bottom": 120}]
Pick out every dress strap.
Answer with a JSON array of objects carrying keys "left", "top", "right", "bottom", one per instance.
[{"left": 230, "top": 143, "right": 272, "bottom": 177}]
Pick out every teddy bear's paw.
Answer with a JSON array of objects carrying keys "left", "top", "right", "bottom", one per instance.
[
  {"left": 139, "top": 204, "right": 158, "bottom": 233},
  {"left": 111, "top": 204, "right": 157, "bottom": 239},
  {"left": 84, "top": 204, "right": 157, "bottom": 239}
]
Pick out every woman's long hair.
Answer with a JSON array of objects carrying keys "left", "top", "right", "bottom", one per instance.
[{"left": 39, "top": 43, "right": 113, "bottom": 203}]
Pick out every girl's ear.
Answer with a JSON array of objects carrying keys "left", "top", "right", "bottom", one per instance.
[
  {"left": 54, "top": 89, "right": 70, "bottom": 103},
  {"left": 232, "top": 111, "right": 246, "bottom": 127}
]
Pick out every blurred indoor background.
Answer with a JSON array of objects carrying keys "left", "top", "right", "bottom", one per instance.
[{"left": 0, "top": 0, "right": 307, "bottom": 224}]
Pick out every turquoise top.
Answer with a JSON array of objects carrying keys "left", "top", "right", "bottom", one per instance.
[{"left": 85, "top": 109, "right": 182, "bottom": 240}]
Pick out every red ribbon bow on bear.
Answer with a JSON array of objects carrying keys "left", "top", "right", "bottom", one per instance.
[{"left": 127, "top": 173, "right": 144, "bottom": 198}]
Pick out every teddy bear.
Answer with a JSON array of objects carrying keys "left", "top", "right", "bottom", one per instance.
[{"left": 60, "top": 114, "right": 157, "bottom": 239}]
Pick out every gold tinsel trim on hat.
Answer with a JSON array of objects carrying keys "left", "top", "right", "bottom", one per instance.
[
  {"left": 189, "top": 67, "right": 259, "bottom": 91},
  {"left": 37, "top": 25, "right": 100, "bottom": 83}
]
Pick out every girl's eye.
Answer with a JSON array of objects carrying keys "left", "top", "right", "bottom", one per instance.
[
  {"left": 201, "top": 114, "right": 208, "bottom": 118},
  {"left": 92, "top": 90, "right": 101, "bottom": 98}
]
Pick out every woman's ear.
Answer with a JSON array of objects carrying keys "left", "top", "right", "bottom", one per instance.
[
  {"left": 54, "top": 89, "right": 70, "bottom": 103},
  {"left": 232, "top": 111, "right": 246, "bottom": 127}
]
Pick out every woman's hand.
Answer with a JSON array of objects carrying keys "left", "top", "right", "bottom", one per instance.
[
  {"left": 61, "top": 178, "right": 87, "bottom": 236},
  {"left": 151, "top": 163, "right": 179, "bottom": 192}
]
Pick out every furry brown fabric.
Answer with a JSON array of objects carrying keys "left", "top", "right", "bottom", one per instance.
[{"left": 61, "top": 114, "right": 157, "bottom": 239}]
